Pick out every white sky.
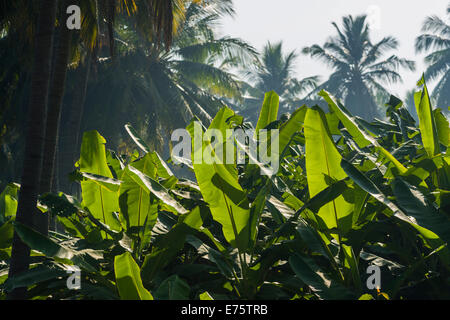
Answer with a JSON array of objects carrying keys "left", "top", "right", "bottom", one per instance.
[{"left": 218, "top": 0, "right": 449, "bottom": 99}]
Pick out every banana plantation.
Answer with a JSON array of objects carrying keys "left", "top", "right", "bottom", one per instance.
[{"left": 0, "top": 0, "right": 449, "bottom": 301}]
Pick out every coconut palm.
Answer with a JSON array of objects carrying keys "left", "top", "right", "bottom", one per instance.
[
  {"left": 4, "top": 0, "right": 201, "bottom": 299},
  {"left": 241, "top": 41, "right": 319, "bottom": 124},
  {"left": 415, "top": 4, "right": 450, "bottom": 112},
  {"left": 0, "top": 0, "right": 190, "bottom": 194},
  {"left": 0, "top": 2, "right": 37, "bottom": 190},
  {"left": 74, "top": 0, "right": 256, "bottom": 154},
  {"left": 55, "top": 0, "right": 213, "bottom": 194},
  {"left": 7, "top": 0, "right": 57, "bottom": 300},
  {"left": 303, "top": 15, "right": 415, "bottom": 120}
]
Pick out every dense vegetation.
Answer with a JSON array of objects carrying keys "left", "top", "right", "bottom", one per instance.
[
  {"left": 0, "top": 1, "right": 449, "bottom": 300},
  {"left": 1, "top": 78, "right": 450, "bottom": 300}
]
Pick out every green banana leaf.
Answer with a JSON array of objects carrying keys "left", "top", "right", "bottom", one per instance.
[
  {"left": 277, "top": 105, "right": 307, "bottom": 157},
  {"left": 342, "top": 159, "right": 450, "bottom": 265},
  {"left": 77, "top": 131, "right": 121, "bottom": 231},
  {"left": 127, "top": 165, "right": 188, "bottom": 215},
  {"left": 0, "top": 183, "right": 19, "bottom": 224},
  {"left": 114, "top": 252, "right": 153, "bottom": 300},
  {"left": 13, "top": 222, "right": 100, "bottom": 272},
  {"left": 125, "top": 123, "right": 151, "bottom": 154},
  {"left": 141, "top": 207, "right": 203, "bottom": 282},
  {"left": 188, "top": 107, "right": 250, "bottom": 251},
  {"left": 414, "top": 76, "right": 440, "bottom": 157},
  {"left": 304, "top": 106, "right": 353, "bottom": 236},
  {"left": 119, "top": 154, "right": 157, "bottom": 229},
  {"left": 289, "top": 253, "right": 355, "bottom": 300},
  {"left": 319, "top": 90, "right": 407, "bottom": 174},
  {"left": 153, "top": 275, "right": 190, "bottom": 300},
  {"left": 255, "top": 91, "right": 279, "bottom": 133}
]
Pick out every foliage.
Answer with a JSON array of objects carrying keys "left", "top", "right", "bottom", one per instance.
[
  {"left": 78, "top": 0, "right": 257, "bottom": 152},
  {"left": 303, "top": 15, "right": 416, "bottom": 121},
  {"left": 415, "top": 4, "right": 450, "bottom": 112},
  {"left": 1, "top": 75, "right": 449, "bottom": 300},
  {"left": 239, "top": 41, "right": 319, "bottom": 124}
]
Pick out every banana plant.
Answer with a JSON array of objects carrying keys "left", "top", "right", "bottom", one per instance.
[{"left": 1, "top": 74, "right": 449, "bottom": 300}]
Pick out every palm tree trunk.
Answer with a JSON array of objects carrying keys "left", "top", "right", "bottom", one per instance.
[
  {"left": 71, "top": 55, "right": 92, "bottom": 161},
  {"left": 58, "top": 52, "right": 92, "bottom": 194},
  {"left": 36, "top": 0, "right": 73, "bottom": 235},
  {"left": 7, "top": 0, "right": 56, "bottom": 300},
  {"left": 345, "top": 78, "right": 378, "bottom": 121}
]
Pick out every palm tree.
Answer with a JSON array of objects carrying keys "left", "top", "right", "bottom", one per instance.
[
  {"left": 241, "top": 41, "right": 319, "bottom": 124},
  {"left": 0, "top": 0, "right": 187, "bottom": 202},
  {"left": 70, "top": 0, "right": 256, "bottom": 157},
  {"left": 303, "top": 15, "right": 415, "bottom": 120},
  {"left": 40, "top": 0, "right": 187, "bottom": 229},
  {"left": 56, "top": 0, "right": 208, "bottom": 194},
  {"left": 37, "top": 0, "right": 74, "bottom": 234},
  {"left": 0, "top": 2, "right": 37, "bottom": 190},
  {"left": 5, "top": 0, "right": 202, "bottom": 298},
  {"left": 7, "top": 0, "right": 57, "bottom": 300},
  {"left": 415, "top": 4, "right": 450, "bottom": 112}
]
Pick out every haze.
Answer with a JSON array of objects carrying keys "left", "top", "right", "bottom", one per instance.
[{"left": 219, "top": 0, "right": 449, "bottom": 99}]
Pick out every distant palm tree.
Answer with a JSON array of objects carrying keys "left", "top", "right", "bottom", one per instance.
[
  {"left": 415, "top": 4, "right": 450, "bottom": 112},
  {"left": 241, "top": 41, "right": 319, "bottom": 123},
  {"left": 303, "top": 15, "right": 415, "bottom": 120}
]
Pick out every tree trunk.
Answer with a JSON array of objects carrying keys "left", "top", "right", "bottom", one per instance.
[
  {"left": 36, "top": 0, "right": 73, "bottom": 235},
  {"left": 58, "top": 52, "right": 92, "bottom": 195},
  {"left": 7, "top": 0, "right": 56, "bottom": 300},
  {"left": 345, "top": 78, "right": 378, "bottom": 121}
]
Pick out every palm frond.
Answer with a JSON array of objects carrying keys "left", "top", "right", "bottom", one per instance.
[
  {"left": 175, "top": 37, "right": 257, "bottom": 66},
  {"left": 364, "top": 77, "right": 391, "bottom": 99},
  {"left": 302, "top": 45, "right": 348, "bottom": 69},
  {"left": 364, "top": 69, "right": 403, "bottom": 84},
  {"left": 424, "top": 48, "right": 450, "bottom": 64},
  {"left": 368, "top": 55, "right": 416, "bottom": 72},
  {"left": 421, "top": 15, "right": 450, "bottom": 36},
  {"left": 424, "top": 56, "right": 450, "bottom": 81},
  {"left": 173, "top": 60, "right": 241, "bottom": 99},
  {"left": 360, "top": 36, "right": 398, "bottom": 67},
  {"left": 416, "top": 34, "right": 450, "bottom": 52},
  {"left": 434, "top": 71, "right": 450, "bottom": 109},
  {"left": 289, "top": 76, "right": 320, "bottom": 97},
  {"left": 304, "top": 14, "right": 411, "bottom": 120},
  {"left": 323, "top": 40, "right": 352, "bottom": 62}
]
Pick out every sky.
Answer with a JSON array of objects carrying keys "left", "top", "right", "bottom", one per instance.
[{"left": 218, "top": 0, "right": 449, "bottom": 99}]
